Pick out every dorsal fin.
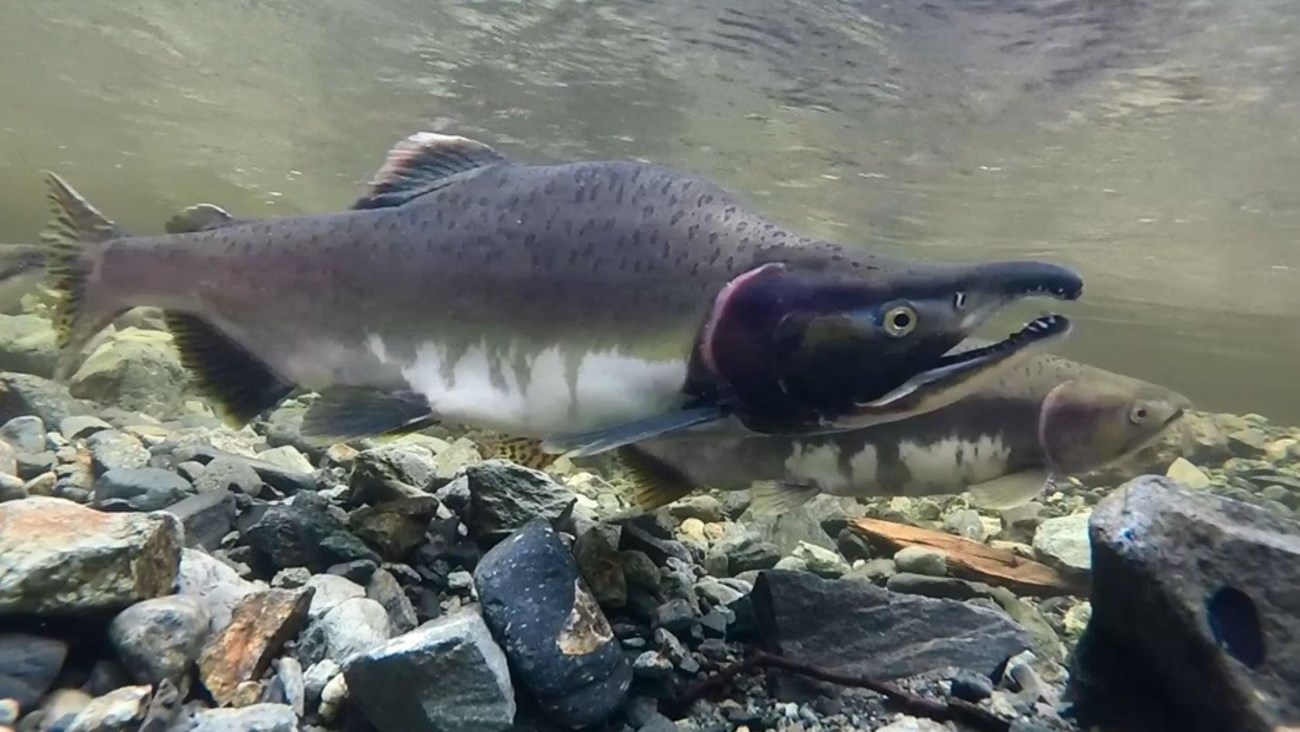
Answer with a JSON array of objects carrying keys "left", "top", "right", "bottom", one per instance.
[
  {"left": 352, "top": 132, "right": 510, "bottom": 210},
  {"left": 165, "top": 204, "right": 239, "bottom": 234}
]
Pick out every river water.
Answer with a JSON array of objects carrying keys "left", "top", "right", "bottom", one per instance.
[{"left": 1, "top": 0, "right": 1297, "bottom": 421}]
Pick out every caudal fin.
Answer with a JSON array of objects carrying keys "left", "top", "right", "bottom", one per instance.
[{"left": 38, "top": 172, "right": 126, "bottom": 378}]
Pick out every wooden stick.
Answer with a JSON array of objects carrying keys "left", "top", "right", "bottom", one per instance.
[{"left": 849, "top": 517, "right": 1087, "bottom": 597}]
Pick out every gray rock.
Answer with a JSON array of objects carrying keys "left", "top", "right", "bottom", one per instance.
[
  {"left": 366, "top": 568, "right": 419, "bottom": 635},
  {"left": 64, "top": 684, "right": 151, "bottom": 732},
  {"left": 0, "top": 496, "right": 182, "bottom": 615},
  {"left": 718, "top": 532, "right": 780, "bottom": 574},
  {"left": 344, "top": 608, "right": 515, "bottom": 732},
  {"left": 431, "top": 437, "right": 482, "bottom": 482},
  {"left": 174, "top": 549, "right": 259, "bottom": 636},
  {"left": 893, "top": 546, "right": 948, "bottom": 577},
  {"left": 178, "top": 703, "right": 298, "bottom": 732},
  {"left": 748, "top": 507, "right": 837, "bottom": 555},
  {"left": 620, "top": 550, "right": 661, "bottom": 591},
  {"left": 0, "top": 372, "right": 88, "bottom": 427},
  {"left": 0, "top": 471, "right": 26, "bottom": 502},
  {"left": 0, "top": 633, "right": 67, "bottom": 710},
  {"left": 1074, "top": 475, "right": 1300, "bottom": 732},
  {"left": 271, "top": 567, "right": 313, "bottom": 589},
  {"left": 465, "top": 460, "right": 575, "bottom": 541},
  {"left": 93, "top": 467, "right": 193, "bottom": 512},
  {"left": 694, "top": 578, "right": 749, "bottom": 609},
  {"left": 0, "top": 415, "right": 46, "bottom": 454},
  {"left": 1032, "top": 513, "right": 1092, "bottom": 575},
  {"left": 194, "top": 457, "right": 263, "bottom": 496},
  {"left": 668, "top": 495, "right": 724, "bottom": 523},
  {"left": 753, "top": 570, "right": 1031, "bottom": 681},
  {"left": 886, "top": 573, "right": 988, "bottom": 601},
  {"left": 164, "top": 491, "right": 236, "bottom": 550},
  {"left": 109, "top": 596, "right": 210, "bottom": 686},
  {"left": 86, "top": 430, "right": 150, "bottom": 476},
  {"left": 1227, "top": 428, "right": 1270, "bottom": 458},
  {"left": 304, "top": 574, "right": 366, "bottom": 621},
  {"left": 300, "top": 597, "right": 391, "bottom": 666},
  {"left": 68, "top": 328, "right": 189, "bottom": 418},
  {"left": 349, "top": 443, "right": 437, "bottom": 503}
]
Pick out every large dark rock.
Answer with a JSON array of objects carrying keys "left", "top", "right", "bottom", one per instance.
[
  {"left": 344, "top": 607, "right": 516, "bottom": 732},
  {"left": 474, "top": 518, "right": 631, "bottom": 728},
  {"left": 1069, "top": 476, "right": 1300, "bottom": 732},
  {"left": 241, "top": 491, "right": 378, "bottom": 573},
  {"left": 752, "top": 570, "right": 1031, "bottom": 681},
  {"left": 0, "top": 632, "right": 67, "bottom": 710}
]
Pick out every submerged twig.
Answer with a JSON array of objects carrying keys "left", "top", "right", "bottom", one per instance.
[{"left": 674, "top": 650, "right": 1012, "bottom": 732}]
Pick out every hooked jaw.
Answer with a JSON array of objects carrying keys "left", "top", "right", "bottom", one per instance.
[{"left": 812, "top": 258, "right": 1085, "bottom": 429}]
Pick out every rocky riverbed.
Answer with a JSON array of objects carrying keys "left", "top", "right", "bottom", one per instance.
[{"left": 0, "top": 309, "right": 1297, "bottom": 732}]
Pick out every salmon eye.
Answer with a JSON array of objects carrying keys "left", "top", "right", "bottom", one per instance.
[
  {"left": 1130, "top": 405, "right": 1149, "bottom": 424},
  {"left": 883, "top": 305, "right": 917, "bottom": 337}
]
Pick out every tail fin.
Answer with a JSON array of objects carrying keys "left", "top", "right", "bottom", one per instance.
[{"left": 38, "top": 172, "right": 125, "bottom": 378}]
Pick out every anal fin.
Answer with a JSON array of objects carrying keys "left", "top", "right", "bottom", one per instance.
[
  {"left": 299, "top": 387, "right": 439, "bottom": 444},
  {"left": 615, "top": 444, "right": 700, "bottom": 512},
  {"left": 539, "top": 405, "right": 727, "bottom": 458},
  {"left": 749, "top": 480, "right": 821, "bottom": 516},
  {"left": 967, "top": 470, "right": 1052, "bottom": 510},
  {"left": 165, "top": 313, "right": 294, "bottom": 426}
]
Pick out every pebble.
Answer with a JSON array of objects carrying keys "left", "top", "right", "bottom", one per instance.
[
  {"left": 1166, "top": 457, "right": 1212, "bottom": 489},
  {"left": 943, "top": 509, "right": 987, "bottom": 541},
  {"left": 304, "top": 574, "right": 366, "bottom": 620},
  {"left": 58, "top": 415, "right": 111, "bottom": 440},
  {"left": 892, "top": 546, "right": 948, "bottom": 577},
  {"left": 63, "top": 684, "right": 151, "bottom": 732},
  {"left": 668, "top": 495, "right": 724, "bottom": 523}
]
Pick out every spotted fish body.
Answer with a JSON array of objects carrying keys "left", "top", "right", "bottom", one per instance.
[
  {"left": 617, "top": 348, "right": 1191, "bottom": 511},
  {"left": 39, "top": 133, "right": 1082, "bottom": 452}
]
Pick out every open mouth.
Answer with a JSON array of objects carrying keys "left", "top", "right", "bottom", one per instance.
[{"left": 858, "top": 313, "right": 1074, "bottom": 409}]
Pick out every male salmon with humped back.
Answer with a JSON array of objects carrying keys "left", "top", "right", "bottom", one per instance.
[{"left": 36, "top": 131, "right": 1081, "bottom": 456}]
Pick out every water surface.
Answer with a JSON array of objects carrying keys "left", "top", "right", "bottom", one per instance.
[{"left": 2, "top": 0, "right": 1297, "bottom": 420}]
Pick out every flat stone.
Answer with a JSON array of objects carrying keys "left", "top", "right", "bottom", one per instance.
[
  {"left": 0, "top": 632, "right": 67, "bottom": 710},
  {"left": 198, "top": 588, "right": 312, "bottom": 706},
  {"left": 59, "top": 415, "right": 112, "bottom": 441},
  {"left": 366, "top": 568, "right": 418, "bottom": 635},
  {"left": 344, "top": 608, "right": 515, "bottom": 732},
  {"left": 753, "top": 570, "right": 1031, "bottom": 681},
  {"left": 93, "top": 467, "right": 193, "bottom": 512},
  {"left": 68, "top": 328, "right": 189, "bottom": 418},
  {"left": 0, "top": 496, "right": 182, "bottom": 615},
  {"left": 298, "top": 597, "right": 391, "bottom": 667},
  {"left": 791, "top": 541, "right": 850, "bottom": 578},
  {"left": 474, "top": 518, "right": 631, "bottom": 728},
  {"left": 0, "top": 372, "right": 88, "bottom": 427},
  {"left": 1072, "top": 476, "right": 1300, "bottom": 732},
  {"left": 109, "top": 595, "right": 210, "bottom": 687},
  {"left": 304, "top": 574, "right": 366, "bottom": 621}
]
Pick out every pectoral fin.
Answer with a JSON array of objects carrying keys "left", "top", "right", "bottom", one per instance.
[
  {"left": 299, "top": 387, "right": 440, "bottom": 444},
  {"left": 539, "top": 405, "right": 727, "bottom": 458},
  {"left": 967, "top": 470, "right": 1053, "bottom": 510}
]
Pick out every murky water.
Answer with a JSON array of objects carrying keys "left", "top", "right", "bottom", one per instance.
[{"left": 1, "top": 0, "right": 1297, "bottom": 421}]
